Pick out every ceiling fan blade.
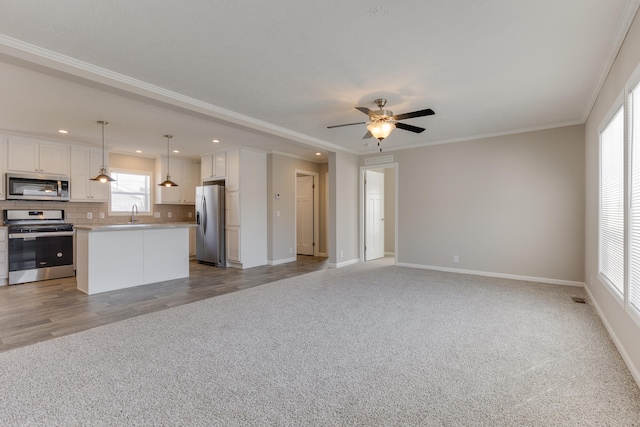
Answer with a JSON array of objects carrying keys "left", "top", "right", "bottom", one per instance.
[
  {"left": 392, "top": 108, "right": 435, "bottom": 121},
  {"left": 355, "top": 106, "right": 374, "bottom": 116},
  {"left": 362, "top": 131, "right": 373, "bottom": 139},
  {"left": 327, "top": 121, "right": 368, "bottom": 129},
  {"left": 396, "top": 122, "right": 426, "bottom": 133}
]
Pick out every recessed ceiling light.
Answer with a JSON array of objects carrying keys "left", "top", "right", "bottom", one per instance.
[
  {"left": 212, "top": 139, "right": 220, "bottom": 143},
  {"left": 135, "top": 150, "right": 142, "bottom": 153},
  {"left": 315, "top": 152, "right": 322, "bottom": 156},
  {"left": 58, "top": 129, "right": 68, "bottom": 134},
  {"left": 173, "top": 150, "right": 179, "bottom": 153}
]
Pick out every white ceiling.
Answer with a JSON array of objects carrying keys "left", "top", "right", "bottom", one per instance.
[{"left": 0, "top": 0, "right": 638, "bottom": 161}]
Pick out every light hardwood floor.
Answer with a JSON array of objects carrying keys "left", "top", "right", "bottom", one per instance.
[{"left": 0, "top": 256, "right": 328, "bottom": 353}]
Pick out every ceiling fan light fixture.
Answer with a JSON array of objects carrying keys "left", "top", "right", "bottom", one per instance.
[
  {"left": 367, "top": 121, "right": 395, "bottom": 141},
  {"left": 90, "top": 121, "right": 116, "bottom": 183}
]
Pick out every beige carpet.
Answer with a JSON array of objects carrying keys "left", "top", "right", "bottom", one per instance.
[{"left": 1, "top": 258, "right": 639, "bottom": 426}]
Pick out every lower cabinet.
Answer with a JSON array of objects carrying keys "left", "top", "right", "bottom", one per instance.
[{"left": 0, "top": 228, "right": 7, "bottom": 286}]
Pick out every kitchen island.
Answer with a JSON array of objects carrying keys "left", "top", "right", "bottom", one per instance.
[{"left": 75, "top": 223, "right": 196, "bottom": 295}]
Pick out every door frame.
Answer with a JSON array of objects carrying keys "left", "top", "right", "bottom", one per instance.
[
  {"left": 359, "top": 163, "right": 398, "bottom": 264},
  {"left": 295, "top": 169, "right": 320, "bottom": 257}
]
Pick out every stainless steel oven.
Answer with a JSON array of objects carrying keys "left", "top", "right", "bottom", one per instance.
[{"left": 4, "top": 210, "right": 74, "bottom": 285}]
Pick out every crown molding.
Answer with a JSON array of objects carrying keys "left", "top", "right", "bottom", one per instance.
[{"left": 0, "top": 35, "right": 357, "bottom": 156}]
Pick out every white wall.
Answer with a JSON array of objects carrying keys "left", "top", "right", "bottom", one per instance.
[
  {"left": 365, "top": 125, "right": 585, "bottom": 284},
  {"left": 328, "top": 150, "right": 359, "bottom": 266},
  {"left": 585, "top": 10, "right": 640, "bottom": 385}
]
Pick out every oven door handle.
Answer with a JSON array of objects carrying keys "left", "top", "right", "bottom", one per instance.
[{"left": 9, "top": 231, "right": 75, "bottom": 239}]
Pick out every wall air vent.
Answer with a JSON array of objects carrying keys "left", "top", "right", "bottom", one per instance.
[
  {"left": 365, "top": 155, "right": 393, "bottom": 166},
  {"left": 571, "top": 296, "right": 587, "bottom": 304}
]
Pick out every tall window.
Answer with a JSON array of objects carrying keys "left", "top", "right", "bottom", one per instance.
[
  {"left": 109, "top": 170, "right": 152, "bottom": 213},
  {"left": 630, "top": 83, "right": 640, "bottom": 313},
  {"left": 600, "top": 106, "right": 625, "bottom": 296}
]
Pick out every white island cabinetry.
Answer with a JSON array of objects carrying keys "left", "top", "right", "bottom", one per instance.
[{"left": 75, "top": 223, "right": 194, "bottom": 295}]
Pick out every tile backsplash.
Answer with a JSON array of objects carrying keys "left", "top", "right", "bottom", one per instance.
[{"left": 0, "top": 200, "right": 195, "bottom": 225}]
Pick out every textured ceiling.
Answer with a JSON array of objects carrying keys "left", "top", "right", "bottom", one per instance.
[{"left": 0, "top": 0, "right": 638, "bottom": 160}]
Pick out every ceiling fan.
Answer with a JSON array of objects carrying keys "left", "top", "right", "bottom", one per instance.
[{"left": 327, "top": 98, "right": 435, "bottom": 151}]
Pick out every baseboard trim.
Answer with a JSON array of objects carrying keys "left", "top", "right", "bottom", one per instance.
[
  {"left": 384, "top": 252, "right": 396, "bottom": 256},
  {"left": 327, "top": 259, "right": 359, "bottom": 268},
  {"left": 267, "top": 257, "right": 297, "bottom": 266},
  {"left": 395, "top": 263, "right": 585, "bottom": 287},
  {"left": 583, "top": 284, "right": 640, "bottom": 390},
  {"left": 318, "top": 252, "right": 328, "bottom": 257}
]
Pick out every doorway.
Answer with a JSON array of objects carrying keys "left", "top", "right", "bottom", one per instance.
[
  {"left": 361, "top": 164, "right": 397, "bottom": 263},
  {"left": 295, "top": 170, "right": 319, "bottom": 257}
]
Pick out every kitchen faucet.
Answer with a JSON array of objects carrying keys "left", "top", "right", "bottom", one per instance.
[{"left": 131, "top": 204, "right": 139, "bottom": 223}]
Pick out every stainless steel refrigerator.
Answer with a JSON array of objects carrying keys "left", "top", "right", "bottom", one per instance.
[{"left": 195, "top": 184, "right": 226, "bottom": 267}]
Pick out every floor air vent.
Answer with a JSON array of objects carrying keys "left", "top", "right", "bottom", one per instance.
[{"left": 572, "top": 297, "right": 587, "bottom": 304}]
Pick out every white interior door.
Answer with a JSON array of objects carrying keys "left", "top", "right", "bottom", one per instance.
[
  {"left": 296, "top": 175, "right": 314, "bottom": 255},
  {"left": 365, "top": 170, "right": 385, "bottom": 261}
]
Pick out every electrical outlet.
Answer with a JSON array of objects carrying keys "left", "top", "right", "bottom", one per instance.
[
  {"left": 154, "top": 212, "right": 160, "bottom": 218},
  {"left": 99, "top": 212, "right": 105, "bottom": 219},
  {"left": 289, "top": 247, "right": 292, "bottom": 254},
  {"left": 86, "top": 212, "right": 92, "bottom": 219},
  {"left": 188, "top": 212, "right": 192, "bottom": 218},
  {"left": 168, "top": 212, "right": 172, "bottom": 218},
  {"left": 340, "top": 251, "right": 344, "bottom": 259},
  {"left": 277, "top": 210, "right": 280, "bottom": 217},
  {"left": 453, "top": 255, "right": 459, "bottom": 263}
]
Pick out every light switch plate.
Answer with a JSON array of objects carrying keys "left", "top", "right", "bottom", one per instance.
[
  {"left": 86, "top": 212, "right": 92, "bottom": 219},
  {"left": 99, "top": 212, "right": 105, "bottom": 219},
  {"left": 168, "top": 212, "right": 172, "bottom": 218},
  {"left": 154, "top": 212, "right": 160, "bottom": 218}
]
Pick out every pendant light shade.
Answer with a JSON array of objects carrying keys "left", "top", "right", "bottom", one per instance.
[
  {"left": 90, "top": 120, "right": 116, "bottom": 182},
  {"left": 159, "top": 134, "right": 178, "bottom": 187}
]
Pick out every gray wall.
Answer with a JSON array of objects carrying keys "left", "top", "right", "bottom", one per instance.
[
  {"left": 365, "top": 125, "right": 585, "bottom": 283},
  {"left": 585, "top": 10, "right": 640, "bottom": 385},
  {"left": 267, "top": 153, "right": 326, "bottom": 263}
]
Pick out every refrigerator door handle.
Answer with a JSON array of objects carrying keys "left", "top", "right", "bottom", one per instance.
[{"left": 202, "top": 195, "right": 207, "bottom": 235}]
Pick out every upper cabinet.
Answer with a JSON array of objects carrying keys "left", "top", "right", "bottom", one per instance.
[
  {"left": 70, "top": 146, "right": 109, "bottom": 202},
  {"left": 7, "top": 137, "right": 70, "bottom": 176},
  {"left": 201, "top": 151, "right": 226, "bottom": 182},
  {"left": 156, "top": 157, "right": 200, "bottom": 205}
]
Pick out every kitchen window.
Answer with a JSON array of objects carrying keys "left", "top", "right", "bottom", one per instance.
[{"left": 109, "top": 170, "right": 152, "bottom": 214}]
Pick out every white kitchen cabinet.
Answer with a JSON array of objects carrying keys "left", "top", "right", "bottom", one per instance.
[
  {"left": 226, "top": 226, "right": 240, "bottom": 263},
  {"left": 226, "top": 149, "right": 240, "bottom": 191},
  {"left": 7, "top": 137, "right": 70, "bottom": 175},
  {"left": 201, "top": 151, "right": 227, "bottom": 181},
  {"left": 156, "top": 157, "right": 200, "bottom": 204},
  {"left": 70, "top": 146, "right": 109, "bottom": 202},
  {"left": 0, "top": 228, "right": 7, "bottom": 286},
  {"left": 224, "top": 147, "right": 266, "bottom": 269}
]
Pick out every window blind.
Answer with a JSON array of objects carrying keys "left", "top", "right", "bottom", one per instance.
[
  {"left": 630, "top": 85, "right": 640, "bottom": 313},
  {"left": 600, "top": 106, "right": 625, "bottom": 296}
]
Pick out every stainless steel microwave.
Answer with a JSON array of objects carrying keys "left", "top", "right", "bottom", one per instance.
[{"left": 6, "top": 173, "right": 70, "bottom": 201}]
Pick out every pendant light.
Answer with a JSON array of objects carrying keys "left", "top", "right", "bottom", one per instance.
[
  {"left": 90, "top": 120, "right": 116, "bottom": 182},
  {"left": 159, "top": 134, "right": 178, "bottom": 187}
]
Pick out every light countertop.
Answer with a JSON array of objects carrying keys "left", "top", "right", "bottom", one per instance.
[{"left": 74, "top": 222, "right": 197, "bottom": 232}]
